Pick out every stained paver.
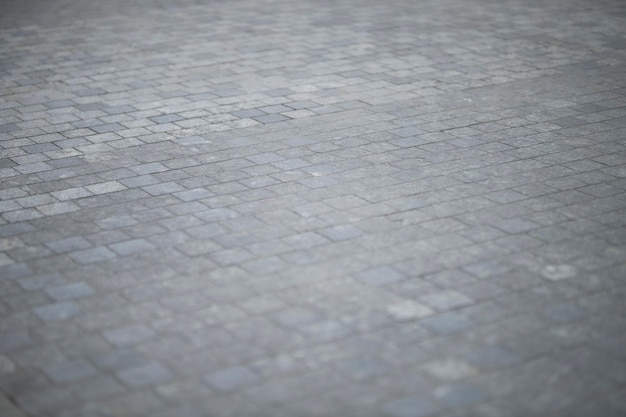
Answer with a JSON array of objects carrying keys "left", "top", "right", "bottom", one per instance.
[{"left": 1, "top": 0, "right": 626, "bottom": 416}]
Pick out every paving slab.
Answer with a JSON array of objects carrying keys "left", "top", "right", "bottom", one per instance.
[{"left": 1, "top": 0, "right": 626, "bottom": 416}]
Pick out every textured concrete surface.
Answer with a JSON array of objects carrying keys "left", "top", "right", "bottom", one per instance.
[{"left": 1, "top": 0, "right": 626, "bottom": 416}]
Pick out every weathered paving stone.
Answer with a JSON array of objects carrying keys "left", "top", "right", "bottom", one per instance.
[
  {"left": 103, "top": 325, "right": 156, "bottom": 347},
  {"left": 465, "top": 346, "right": 521, "bottom": 369},
  {"left": 43, "top": 360, "right": 98, "bottom": 383},
  {"left": 109, "top": 239, "right": 156, "bottom": 256},
  {"left": 17, "top": 273, "right": 66, "bottom": 291},
  {"left": 422, "top": 358, "right": 478, "bottom": 381},
  {"left": 116, "top": 362, "right": 173, "bottom": 388},
  {"left": 68, "top": 247, "right": 117, "bottom": 264},
  {"left": 89, "top": 349, "right": 147, "bottom": 371},
  {"left": 272, "top": 307, "right": 323, "bottom": 329},
  {"left": 433, "top": 382, "right": 488, "bottom": 408},
  {"left": 542, "top": 302, "right": 587, "bottom": 323},
  {"left": 318, "top": 224, "right": 363, "bottom": 242},
  {"left": 420, "top": 313, "right": 474, "bottom": 335},
  {"left": 46, "top": 236, "right": 92, "bottom": 253},
  {"left": 540, "top": 264, "right": 578, "bottom": 281},
  {"left": 355, "top": 266, "right": 408, "bottom": 286},
  {"left": 33, "top": 302, "right": 81, "bottom": 322},
  {"left": 202, "top": 365, "right": 260, "bottom": 393},
  {"left": 45, "top": 282, "right": 95, "bottom": 301},
  {"left": 420, "top": 290, "right": 474, "bottom": 312},
  {"left": 386, "top": 300, "right": 434, "bottom": 321},
  {"left": 0, "top": 330, "right": 33, "bottom": 353},
  {"left": 380, "top": 396, "right": 440, "bottom": 417},
  {"left": 336, "top": 356, "right": 389, "bottom": 381},
  {"left": 0, "top": 0, "right": 625, "bottom": 415}
]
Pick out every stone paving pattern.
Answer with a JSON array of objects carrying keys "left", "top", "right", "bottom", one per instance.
[{"left": 1, "top": 0, "right": 625, "bottom": 416}]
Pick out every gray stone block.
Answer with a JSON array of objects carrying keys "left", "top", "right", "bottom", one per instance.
[
  {"left": 381, "top": 396, "right": 440, "bottom": 417},
  {"left": 203, "top": 366, "right": 259, "bottom": 393}
]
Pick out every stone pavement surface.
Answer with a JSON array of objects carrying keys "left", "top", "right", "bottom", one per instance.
[{"left": 1, "top": 0, "right": 626, "bottom": 415}]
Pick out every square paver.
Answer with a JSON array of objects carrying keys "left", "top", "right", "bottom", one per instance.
[
  {"left": 45, "top": 282, "right": 95, "bottom": 301},
  {"left": 355, "top": 266, "right": 407, "bottom": 286},
  {"left": 381, "top": 396, "right": 440, "bottom": 417},
  {"left": 202, "top": 366, "right": 259, "bottom": 393},
  {"left": 117, "top": 362, "right": 173, "bottom": 388},
  {"left": 33, "top": 302, "right": 81, "bottom": 322},
  {"left": 103, "top": 325, "right": 156, "bottom": 347}
]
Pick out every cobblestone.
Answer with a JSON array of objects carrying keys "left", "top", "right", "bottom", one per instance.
[{"left": 1, "top": 0, "right": 625, "bottom": 415}]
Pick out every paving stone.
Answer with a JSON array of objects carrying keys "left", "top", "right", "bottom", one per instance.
[
  {"left": 253, "top": 114, "right": 289, "bottom": 124},
  {"left": 385, "top": 300, "right": 434, "bottom": 321},
  {"left": 0, "top": 330, "right": 33, "bottom": 353},
  {"left": 173, "top": 188, "right": 214, "bottom": 202},
  {"left": 152, "top": 405, "right": 206, "bottom": 417},
  {"left": 117, "top": 362, "right": 173, "bottom": 388},
  {"left": 68, "top": 247, "right": 117, "bottom": 264},
  {"left": 130, "top": 163, "right": 169, "bottom": 175},
  {"left": 318, "top": 224, "right": 363, "bottom": 242},
  {"left": 381, "top": 396, "right": 440, "bottom": 417},
  {"left": 85, "top": 181, "right": 126, "bottom": 195},
  {"left": 103, "top": 325, "right": 156, "bottom": 347},
  {"left": 246, "top": 152, "right": 285, "bottom": 165},
  {"left": 44, "top": 360, "right": 98, "bottom": 383},
  {"left": 422, "top": 359, "right": 478, "bottom": 381},
  {"left": 202, "top": 365, "right": 259, "bottom": 393},
  {"left": 233, "top": 109, "right": 266, "bottom": 118},
  {"left": 109, "top": 239, "right": 156, "bottom": 256},
  {"left": 90, "top": 348, "right": 147, "bottom": 371},
  {"left": 465, "top": 346, "right": 521, "bottom": 369},
  {"left": 272, "top": 307, "right": 322, "bottom": 329},
  {"left": 70, "top": 374, "right": 126, "bottom": 401},
  {"left": 16, "top": 273, "right": 65, "bottom": 291},
  {"left": 0, "top": 223, "right": 36, "bottom": 238},
  {"left": 540, "top": 264, "right": 578, "bottom": 281},
  {"left": 336, "top": 356, "right": 389, "bottom": 381},
  {"left": 433, "top": 382, "right": 488, "bottom": 408},
  {"left": 462, "top": 261, "right": 512, "bottom": 279},
  {"left": 142, "top": 182, "right": 185, "bottom": 196},
  {"left": 543, "top": 303, "right": 587, "bottom": 323},
  {"left": 420, "top": 313, "right": 474, "bottom": 335},
  {"left": 420, "top": 290, "right": 474, "bottom": 312},
  {"left": 46, "top": 236, "right": 92, "bottom": 253},
  {"left": 91, "top": 123, "right": 125, "bottom": 133},
  {"left": 50, "top": 187, "right": 92, "bottom": 201},
  {"left": 355, "top": 266, "right": 407, "bottom": 286},
  {"left": 45, "top": 282, "right": 95, "bottom": 301},
  {"left": 33, "top": 302, "right": 81, "bottom": 322},
  {"left": 299, "top": 319, "right": 352, "bottom": 342}
]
